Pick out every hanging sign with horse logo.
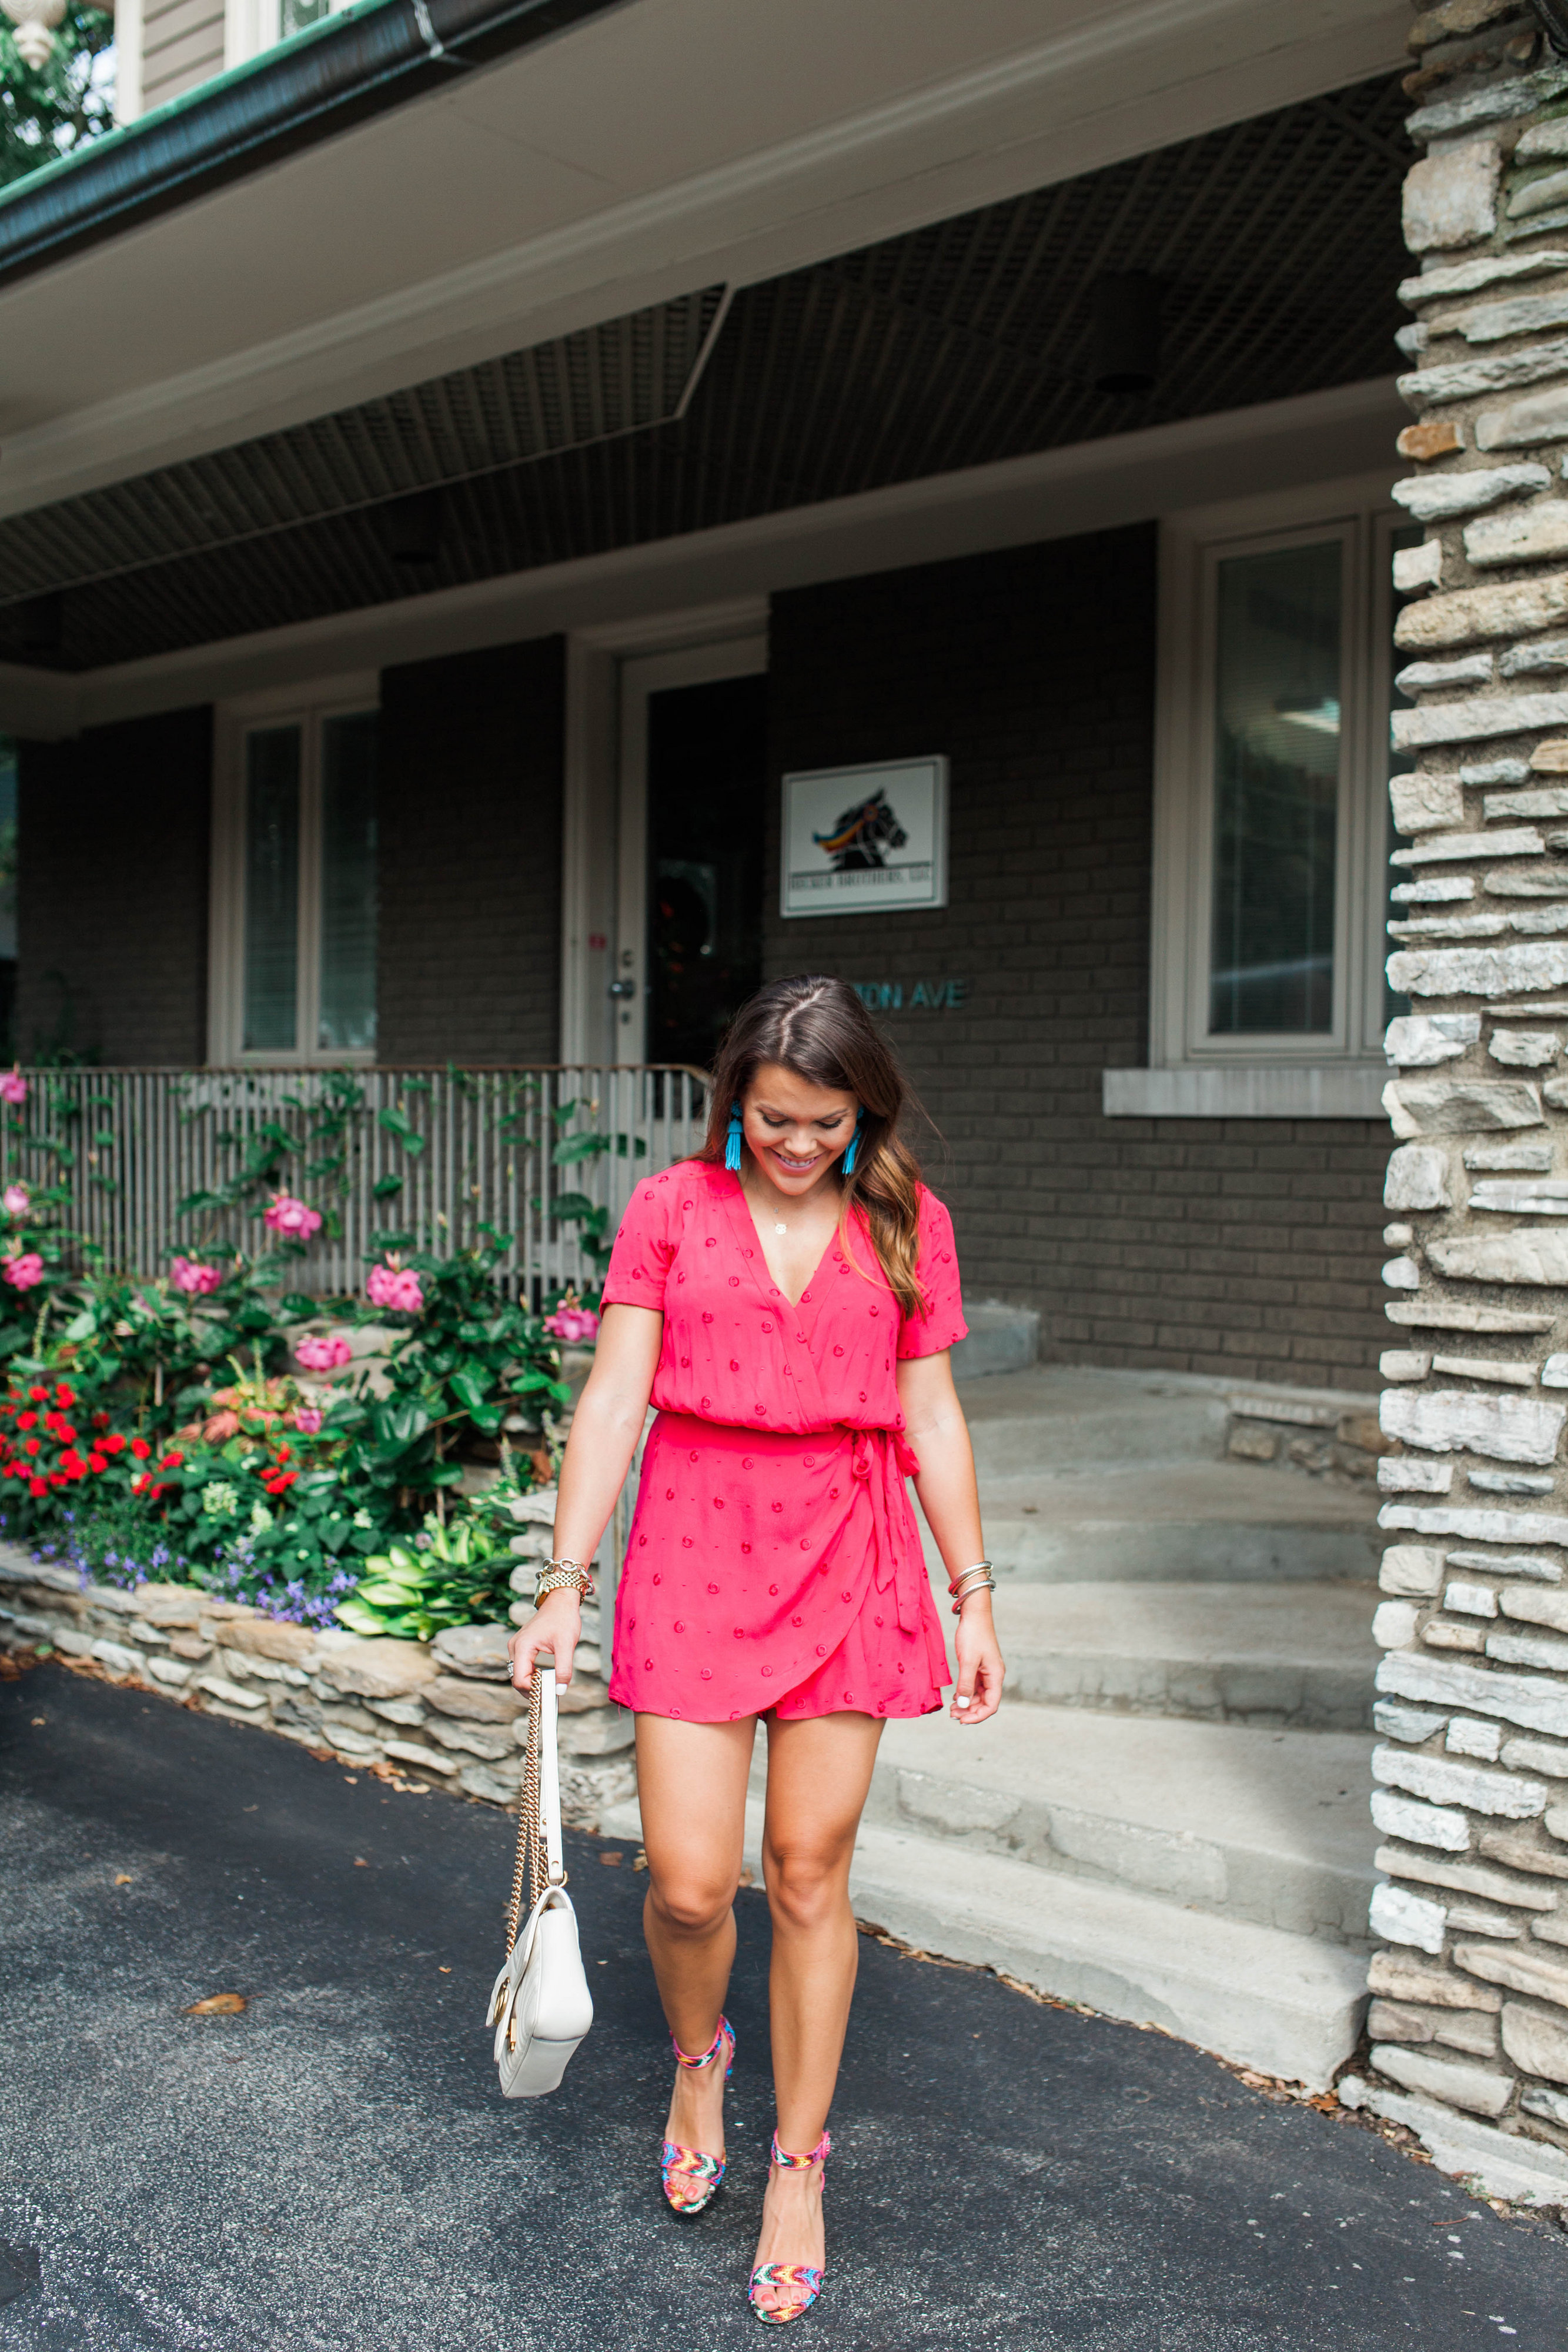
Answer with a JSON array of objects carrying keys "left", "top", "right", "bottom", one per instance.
[{"left": 780, "top": 757, "right": 948, "bottom": 918}]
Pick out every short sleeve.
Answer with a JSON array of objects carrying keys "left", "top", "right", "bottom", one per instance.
[
  {"left": 600, "top": 1175, "right": 680, "bottom": 1312},
  {"left": 897, "top": 1189, "right": 968, "bottom": 1358}
]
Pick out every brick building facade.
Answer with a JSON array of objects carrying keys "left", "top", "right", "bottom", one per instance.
[
  {"left": 14, "top": 519, "right": 1393, "bottom": 1388},
  {"left": 764, "top": 530, "right": 1390, "bottom": 1387}
]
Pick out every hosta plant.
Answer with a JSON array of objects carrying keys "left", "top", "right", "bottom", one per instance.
[{"left": 334, "top": 1511, "right": 517, "bottom": 1642}]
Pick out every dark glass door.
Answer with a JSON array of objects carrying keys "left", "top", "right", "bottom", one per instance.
[{"left": 646, "top": 673, "right": 767, "bottom": 1071}]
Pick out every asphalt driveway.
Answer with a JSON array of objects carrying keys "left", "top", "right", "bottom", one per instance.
[{"left": 1, "top": 1662, "right": 1564, "bottom": 2352}]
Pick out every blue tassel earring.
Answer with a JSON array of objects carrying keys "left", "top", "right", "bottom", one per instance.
[
  {"left": 724, "top": 1100, "right": 744, "bottom": 1172},
  {"left": 842, "top": 1110, "right": 865, "bottom": 1177}
]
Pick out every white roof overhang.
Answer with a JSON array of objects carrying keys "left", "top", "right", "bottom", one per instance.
[{"left": 0, "top": 0, "right": 1406, "bottom": 521}]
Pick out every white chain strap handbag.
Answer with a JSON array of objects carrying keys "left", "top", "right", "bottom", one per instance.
[{"left": 486, "top": 1663, "right": 594, "bottom": 2097}]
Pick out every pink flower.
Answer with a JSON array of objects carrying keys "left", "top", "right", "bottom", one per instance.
[
  {"left": 170, "top": 1256, "right": 222, "bottom": 1295},
  {"left": 3, "top": 1252, "right": 44, "bottom": 1291},
  {"left": 263, "top": 1194, "right": 322, "bottom": 1239},
  {"left": 0, "top": 1071, "right": 26, "bottom": 1108},
  {"left": 2, "top": 1185, "right": 28, "bottom": 1218},
  {"left": 293, "top": 1406, "right": 323, "bottom": 1435},
  {"left": 366, "top": 1261, "right": 423, "bottom": 1314},
  {"left": 544, "top": 1305, "right": 600, "bottom": 1343},
  {"left": 295, "top": 1333, "right": 353, "bottom": 1371}
]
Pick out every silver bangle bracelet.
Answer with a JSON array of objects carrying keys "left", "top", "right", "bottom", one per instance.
[
  {"left": 948, "top": 1561, "right": 996, "bottom": 1615},
  {"left": 950, "top": 1579, "right": 995, "bottom": 1616}
]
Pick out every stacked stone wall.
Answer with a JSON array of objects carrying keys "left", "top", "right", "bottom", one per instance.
[
  {"left": 1350, "top": 0, "right": 1568, "bottom": 2208},
  {"left": 0, "top": 1535, "right": 633, "bottom": 1830}
]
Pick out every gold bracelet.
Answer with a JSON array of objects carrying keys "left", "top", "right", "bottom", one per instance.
[{"left": 534, "top": 1563, "right": 596, "bottom": 1607}]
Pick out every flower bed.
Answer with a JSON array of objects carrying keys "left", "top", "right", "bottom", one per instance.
[
  {"left": 0, "top": 1066, "right": 633, "bottom": 1815},
  {"left": 0, "top": 1063, "right": 606, "bottom": 1628}
]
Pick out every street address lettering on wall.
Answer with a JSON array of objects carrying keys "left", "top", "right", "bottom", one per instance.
[{"left": 780, "top": 757, "right": 948, "bottom": 918}]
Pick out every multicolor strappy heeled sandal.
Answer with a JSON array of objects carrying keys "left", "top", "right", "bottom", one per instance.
[
  {"left": 748, "top": 2129, "right": 831, "bottom": 2325},
  {"left": 658, "top": 2014, "right": 735, "bottom": 2217}
]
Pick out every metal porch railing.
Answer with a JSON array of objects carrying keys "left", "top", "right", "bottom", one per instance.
[{"left": 0, "top": 1064, "right": 711, "bottom": 1297}]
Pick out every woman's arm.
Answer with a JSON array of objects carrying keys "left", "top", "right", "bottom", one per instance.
[
  {"left": 508, "top": 1302, "right": 663, "bottom": 1692},
  {"left": 897, "top": 1349, "right": 1005, "bottom": 1725}
]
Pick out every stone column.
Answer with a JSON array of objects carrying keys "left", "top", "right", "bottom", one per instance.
[{"left": 1350, "top": 0, "right": 1568, "bottom": 2209}]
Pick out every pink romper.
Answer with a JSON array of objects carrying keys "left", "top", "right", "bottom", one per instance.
[{"left": 600, "top": 1160, "right": 967, "bottom": 1723}]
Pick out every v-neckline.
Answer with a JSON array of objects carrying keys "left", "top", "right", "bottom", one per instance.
[{"left": 728, "top": 1170, "right": 838, "bottom": 1312}]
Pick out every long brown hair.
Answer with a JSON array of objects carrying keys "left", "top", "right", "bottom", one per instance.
[{"left": 700, "top": 975, "right": 927, "bottom": 1318}]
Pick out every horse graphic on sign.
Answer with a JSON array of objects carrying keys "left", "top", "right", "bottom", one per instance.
[{"left": 813, "top": 790, "right": 908, "bottom": 871}]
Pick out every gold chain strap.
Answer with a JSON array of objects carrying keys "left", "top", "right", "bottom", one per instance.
[{"left": 504, "top": 1673, "right": 550, "bottom": 1957}]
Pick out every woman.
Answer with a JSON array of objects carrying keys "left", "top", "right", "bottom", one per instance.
[{"left": 509, "top": 974, "right": 1004, "bottom": 2325}]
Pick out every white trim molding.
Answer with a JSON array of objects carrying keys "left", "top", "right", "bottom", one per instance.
[
  {"left": 1139, "top": 469, "right": 1403, "bottom": 1118},
  {"left": 558, "top": 599, "right": 767, "bottom": 1065},
  {"left": 1103, "top": 1065, "right": 1387, "bottom": 1120},
  {"left": 208, "top": 670, "right": 379, "bottom": 1067}
]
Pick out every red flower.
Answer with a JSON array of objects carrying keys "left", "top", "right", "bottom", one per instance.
[
  {"left": 131, "top": 1438, "right": 151, "bottom": 1460},
  {"left": 160, "top": 1449, "right": 184, "bottom": 1468},
  {"left": 56, "top": 1425, "right": 75, "bottom": 1445},
  {"left": 15, "top": 1412, "right": 34, "bottom": 1431},
  {"left": 55, "top": 1384, "right": 73, "bottom": 1406},
  {"left": 101, "top": 1434, "right": 125, "bottom": 1455},
  {"left": 92, "top": 1411, "right": 109, "bottom": 1430},
  {"left": 26, "top": 1385, "right": 46, "bottom": 1402},
  {"left": 23, "top": 1438, "right": 39, "bottom": 1456},
  {"left": 27, "top": 1475, "right": 46, "bottom": 1495},
  {"left": 87, "top": 1454, "right": 106, "bottom": 1474}
]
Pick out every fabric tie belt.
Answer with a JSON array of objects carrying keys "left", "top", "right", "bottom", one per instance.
[{"left": 848, "top": 1425, "right": 924, "bottom": 1635}]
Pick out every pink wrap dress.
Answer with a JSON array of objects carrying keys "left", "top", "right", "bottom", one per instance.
[{"left": 600, "top": 1160, "right": 967, "bottom": 1723}]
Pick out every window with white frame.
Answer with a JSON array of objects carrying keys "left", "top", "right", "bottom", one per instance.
[
  {"left": 1145, "top": 475, "right": 1405, "bottom": 1098},
  {"left": 210, "top": 685, "right": 378, "bottom": 1064},
  {"left": 223, "top": 0, "right": 346, "bottom": 74}
]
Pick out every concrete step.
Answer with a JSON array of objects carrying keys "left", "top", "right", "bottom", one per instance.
[
  {"left": 987, "top": 1580, "right": 1376, "bottom": 1730},
  {"left": 950, "top": 1299, "right": 1039, "bottom": 1379},
  {"left": 957, "top": 1367, "right": 1230, "bottom": 1475},
  {"left": 938, "top": 1462, "right": 1383, "bottom": 1585},
  {"left": 864, "top": 1706, "right": 1378, "bottom": 1947},
  {"left": 599, "top": 1792, "right": 1369, "bottom": 2090}
]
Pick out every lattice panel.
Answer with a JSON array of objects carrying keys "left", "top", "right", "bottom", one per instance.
[{"left": 0, "top": 76, "right": 1407, "bottom": 671}]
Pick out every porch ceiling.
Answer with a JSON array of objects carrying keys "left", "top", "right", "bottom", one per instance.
[{"left": 0, "top": 71, "right": 1407, "bottom": 676}]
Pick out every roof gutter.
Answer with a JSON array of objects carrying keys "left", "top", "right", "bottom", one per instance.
[{"left": 0, "top": 0, "right": 635, "bottom": 292}]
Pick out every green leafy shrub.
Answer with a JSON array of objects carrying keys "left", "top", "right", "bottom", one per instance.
[
  {"left": 335, "top": 1511, "right": 519, "bottom": 1641},
  {"left": 0, "top": 1071, "right": 589, "bottom": 1626}
]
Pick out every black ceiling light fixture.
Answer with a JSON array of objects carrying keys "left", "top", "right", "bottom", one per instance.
[
  {"left": 379, "top": 487, "right": 444, "bottom": 566},
  {"left": 1088, "top": 272, "right": 1164, "bottom": 396}
]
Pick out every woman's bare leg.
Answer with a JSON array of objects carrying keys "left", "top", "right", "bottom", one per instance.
[
  {"left": 635, "top": 1713, "right": 757, "bottom": 2161},
  {"left": 751, "top": 1709, "right": 884, "bottom": 2310}
]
